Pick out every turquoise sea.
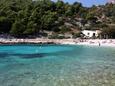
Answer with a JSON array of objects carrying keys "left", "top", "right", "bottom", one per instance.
[{"left": 0, "top": 44, "right": 115, "bottom": 86}]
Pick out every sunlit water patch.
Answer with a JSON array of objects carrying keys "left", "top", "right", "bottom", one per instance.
[{"left": 0, "top": 44, "right": 115, "bottom": 86}]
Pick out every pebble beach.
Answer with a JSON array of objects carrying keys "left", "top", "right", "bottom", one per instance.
[{"left": 0, "top": 38, "right": 115, "bottom": 47}]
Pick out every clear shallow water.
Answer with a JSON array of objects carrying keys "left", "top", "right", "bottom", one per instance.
[{"left": 0, "top": 44, "right": 115, "bottom": 86}]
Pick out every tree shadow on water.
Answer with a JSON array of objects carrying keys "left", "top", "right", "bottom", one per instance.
[
  {"left": 0, "top": 52, "right": 9, "bottom": 58},
  {"left": 0, "top": 49, "right": 73, "bottom": 59},
  {"left": 0, "top": 52, "right": 47, "bottom": 59},
  {"left": 14, "top": 53, "right": 45, "bottom": 59}
]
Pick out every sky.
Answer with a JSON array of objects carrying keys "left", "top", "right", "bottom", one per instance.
[{"left": 52, "top": 0, "right": 108, "bottom": 7}]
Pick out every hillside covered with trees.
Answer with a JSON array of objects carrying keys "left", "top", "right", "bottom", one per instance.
[{"left": 0, "top": 0, "right": 115, "bottom": 38}]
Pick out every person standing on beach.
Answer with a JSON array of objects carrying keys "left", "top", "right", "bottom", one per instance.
[{"left": 98, "top": 41, "right": 101, "bottom": 46}]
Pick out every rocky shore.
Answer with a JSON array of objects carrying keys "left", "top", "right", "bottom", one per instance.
[
  {"left": 0, "top": 38, "right": 75, "bottom": 44},
  {"left": 0, "top": 38, "right": 115, "bottom": 47}
]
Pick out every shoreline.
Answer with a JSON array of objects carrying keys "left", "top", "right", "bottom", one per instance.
[{"left": 0, "top": 38, "right": 115, "bottom": 47}]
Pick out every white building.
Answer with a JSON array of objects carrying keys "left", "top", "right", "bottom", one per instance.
[{"left": 82, "top": 30, "right": 100, "bottom": 38}]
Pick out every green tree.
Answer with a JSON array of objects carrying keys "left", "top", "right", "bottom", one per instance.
[
  {"left": 10, "top": 20, "right": 26, "bottom": 36},
  {"left": 24, "top": 21, "right": 37, "bottom": 35},
  {"left": 0, "top": 16, "right": 11, "bottom": 33},
  {"left": 41, "top": 11, "right": 57, "bottom": 30},
  {"left": 101, "top": 26, "right": 115, "bottom": 38}
]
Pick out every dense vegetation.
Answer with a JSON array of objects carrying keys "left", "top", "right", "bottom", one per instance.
[{"left": 0, "top": 0, "right": 115, "bottom": 38}]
